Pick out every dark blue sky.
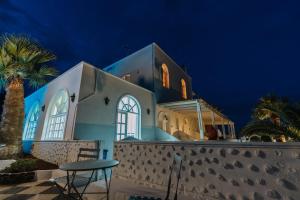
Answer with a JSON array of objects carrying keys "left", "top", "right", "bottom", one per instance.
[{"left": 1, "top": 0, "right": 299, "bottom": 131}]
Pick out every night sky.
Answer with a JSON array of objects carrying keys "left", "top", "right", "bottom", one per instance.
[{"left": 1, "top": 0, "right": 299, "bottom": 132}]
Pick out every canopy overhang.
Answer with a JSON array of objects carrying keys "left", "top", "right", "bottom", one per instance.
[
  {"left": 159, "top": 99, "right": 233, "bottom": 124},
  {"left": 158, "top": 99, "right": 235, "bottom": 140}
]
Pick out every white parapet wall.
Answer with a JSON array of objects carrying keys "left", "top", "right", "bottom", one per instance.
[
  {"left": 113, "top": 141, "right": 300, "bottom": 200},
  {"left": 32, "top": 140, "right": 100, "bottom": 165}
]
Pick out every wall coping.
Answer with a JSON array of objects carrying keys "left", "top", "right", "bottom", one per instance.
[
  {"left": 25, "top": 140, "right": 100, "bottom": 143},
  {"left": 115, "top": 141, "right": 300, "bottom": 149}
]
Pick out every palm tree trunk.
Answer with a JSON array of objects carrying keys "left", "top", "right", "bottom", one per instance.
[{"left": 0, "top": 79, "right": 24, "bottom": 156}]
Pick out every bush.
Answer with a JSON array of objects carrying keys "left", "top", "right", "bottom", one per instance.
[
  {"left": 261, "top": 135, "right": 272, "bottom": 142},
  {"left": 1, "top": 159, "right": 37, "bottom": 173},
  {"left": 249, "top": 135, "right": 261, "bottom": 142}
]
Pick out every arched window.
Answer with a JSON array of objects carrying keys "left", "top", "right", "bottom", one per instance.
[
  {"left": 23, "top": 102, "right": 40, "bottom": 140},
  {"left": 162, "top": 64, "right": 170, "bottom": 88},
  {"left": 116, "top": 95, "right": 141, "bottom": 141},
  {"left": 181, "top": 79, "right": 187, "bottom": 99},
  {"left": 42, "top": 90, "right": 69, "bottom": 140}
]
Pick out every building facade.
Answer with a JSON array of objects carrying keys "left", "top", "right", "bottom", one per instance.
[{"left": 23, "top": 43, "right": 235, "bottom": 159}]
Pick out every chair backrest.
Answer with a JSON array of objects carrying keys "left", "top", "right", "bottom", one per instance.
[
  {"left": 77, "top": 147, "right": 100, "bottom": 161},
  {"left": 165, "top": 154, "right": 183, "bottom": 200}
]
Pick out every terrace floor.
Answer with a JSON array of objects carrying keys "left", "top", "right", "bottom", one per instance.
[
  {"left": 0, "top": 179, "right": 192, "bottom": 200},
  {"left": 0, "top": 180, "right": 119, "bottom": 200}
]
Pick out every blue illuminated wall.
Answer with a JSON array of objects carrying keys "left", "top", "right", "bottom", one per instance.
[{"left": 23, "top": 85, "right": 48, "bottom": 154}]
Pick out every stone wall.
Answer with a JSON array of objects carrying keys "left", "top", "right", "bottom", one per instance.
[
  {"left": 0, "top": 145, "right": 19, "bottom": 159},
  {"left": 113, "top": 141, "right": 300, "bottom": 200},
  {"left": 32, "top": 140, "right": 100, "bottom": 165}
]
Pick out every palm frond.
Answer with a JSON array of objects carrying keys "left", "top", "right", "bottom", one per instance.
[
  {"left": 27, "top": 66, "right": 57, "bottom": 88},
  {"left": 38, "top": 66, "right": 58, "bottom": 76},
  {"left": 28, "top": 72, "right": 47, "bottom": 89},
  {"left": 0, "top": 34, "right": 58, "bottom": 87},
  {"left": 241, "top": 120, "right": 300, "bottom": 139}
]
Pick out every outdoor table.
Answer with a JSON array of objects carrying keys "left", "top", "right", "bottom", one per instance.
[{"left": 59, "top": 159, "right": 119, "bottom": 200}]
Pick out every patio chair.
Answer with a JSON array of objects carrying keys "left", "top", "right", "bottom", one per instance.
[
  {"left": 50, "top": 147, "right": 100, "bottom": 194},
  {"left": 128, "top": 154, "right": 183, "bottom": 200}
]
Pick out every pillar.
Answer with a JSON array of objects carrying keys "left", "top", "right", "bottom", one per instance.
[
  {"left": 196, "top": 100, "right": 205, "bottom": 140},
  {"left": 221, "top": 119, "right": 226, "bottom": 139}
]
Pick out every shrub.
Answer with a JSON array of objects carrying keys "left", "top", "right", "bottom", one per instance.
[
  {"left": 1, "top": 159, "right": 37, "bottom": 173},
  {"left": 249, "top": 135, "right": 261, "bottom": 142},
  {"left": 261, "top": 135, "right": 272, "bottom": 142}
]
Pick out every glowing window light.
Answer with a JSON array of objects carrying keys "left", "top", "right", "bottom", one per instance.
[
  {"left": 162, "top": 64, "right": 170, "bottom": 88},
  {"left": 116, "top": 95, "right": 141, "bottom": 141},
  {"left": 181, "top": 79, "right": 187, "bottom": 99},
  {"left": 42, "top": 90, "right": 69, "bottom": 140},
  {"left": 23, "top": 102, "right": 40, "bottom": 140}
]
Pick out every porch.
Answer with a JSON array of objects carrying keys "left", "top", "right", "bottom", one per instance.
[{"left": 157, "top": 99, "right": 235, "bottom": 141}]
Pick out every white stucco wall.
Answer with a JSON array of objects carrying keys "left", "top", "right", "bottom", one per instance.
[
  {"left": 74, "top": 63, "right": 156, "bottom": 159},
  {"left": 24, "top": 62, "right": 84, "bottom": 141},
  {"left": 24, "top": 61, "right": 157, "bottom": 158}
]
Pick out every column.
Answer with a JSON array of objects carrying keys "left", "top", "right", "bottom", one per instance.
[
  {"left": 196, "top": 100, "right": 205, "bottom": 140},
  {"left": 231, "top": 123, "right": 236, "bottom": 138},
  {"left": 221, "top": 119, "right": 226, "bottom": 139},
  {"left": 210, "top": 111, "right": 215, "bottom": 127},
  {"left": 227, "top": 121, "right": 232, "bottom": 137}
]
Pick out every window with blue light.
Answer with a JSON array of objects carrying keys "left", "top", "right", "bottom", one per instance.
[
  {"left": 42, "top": 90, "right": 69, "bottom": 140},
  {"left": 116, "top": 95, "right": 141, "bottom": 140},
  {"left": 23, "top": 102, "right": 40, "bottom": 140}
]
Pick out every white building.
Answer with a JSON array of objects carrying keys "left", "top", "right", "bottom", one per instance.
[{"left": 23, "top": 43, "right": 235, "bottom": 159}]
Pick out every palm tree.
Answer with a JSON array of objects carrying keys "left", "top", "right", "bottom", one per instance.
[
  {"left": 0, "top": 34, "right": 57, "bottom": 155},
  {"left": 241, "top": 95, "right": 300, "bottom": 141}
]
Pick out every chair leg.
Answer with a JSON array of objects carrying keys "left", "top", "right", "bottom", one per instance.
[{"left": 52, "top": 181, "right": 66, "bottom": 198}]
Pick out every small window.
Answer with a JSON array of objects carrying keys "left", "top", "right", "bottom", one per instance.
[
  {"left": 181, "top": 79, "right": 187, "bottom": 99},
  {"left": 162, "top": 64, "right": 170, "bottom": 88},
  {"left": 23, "top": 102, "right": 40, "bottom": 140},
  {"left": 122, "top": 74, "right": 131, "bottom": 82}
]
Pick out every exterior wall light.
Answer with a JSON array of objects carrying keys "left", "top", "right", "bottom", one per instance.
[
  {"left": 70, "top": 93, "right": 76, "bottom": 102},
  {"left": 41, "top": 105, "right": 45, "bottom": 112},
  {"left": 147, "top": 108, "right": 150, "bottom": 115},
  {"left": 104, "top": 97, "right": 110, "bottom": 105}
]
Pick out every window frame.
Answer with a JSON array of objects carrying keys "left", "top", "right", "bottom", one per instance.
[
  {"left": 116, "top": 95, "right": 141, "bottom": 141},
  {"left": 42, "top": 89, "right": 69, "bottom": 141},
  {"left": 23, "top": 102, "right": 40, "bottom": 140}
]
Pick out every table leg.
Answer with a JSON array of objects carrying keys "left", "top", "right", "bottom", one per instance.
[
  {"left": 103, "top": 169, "right": 109, "bottom": 200},
  {"left": 66, "top": 171, "right": 71, "bottom": 197},
  {"left": 103, "top": 168, "right": 113, "bottom": 200}
]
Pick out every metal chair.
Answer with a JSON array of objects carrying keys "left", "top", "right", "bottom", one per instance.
[
  {"left": 129, "top": 154, "right": 183, "bottom": 200},
  {"left": 50, "top": 147, "right": 100, "bottom": 196}
]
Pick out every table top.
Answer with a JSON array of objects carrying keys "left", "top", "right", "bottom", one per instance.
[{"left": 59, "top": 159, "right": 119, "bottom": 171}]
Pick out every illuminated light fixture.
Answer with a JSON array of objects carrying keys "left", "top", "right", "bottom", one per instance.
[
  {"left": 70, "top": 93, "right": 76, "bottom": 102},
  {"left": 104, "top": 97, "right": 110, "bottom": 105}
]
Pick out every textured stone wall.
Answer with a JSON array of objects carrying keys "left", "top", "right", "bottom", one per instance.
[
  {"left": 0, "top": 145, "right": 19, "bottom": 159},
  {"left": 113, "top": 141, "right": 300, "bottom": 200},
  {"left": 32, "top": 140, "right": 100, "bottom": 165}
]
